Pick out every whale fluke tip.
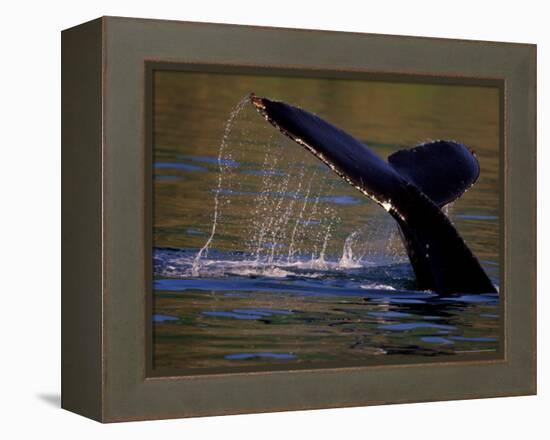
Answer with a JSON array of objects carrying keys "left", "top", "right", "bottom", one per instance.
[{"left": 249, "top": 93, "right": 266, "bottom": 110}]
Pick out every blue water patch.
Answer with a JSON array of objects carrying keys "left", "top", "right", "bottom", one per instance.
[
  {"left": 153, "top": 314, "right": 179, "bottom": 323},
  {"left": 154, "top": 277, "right": 431, "bottom": 299},
  {"left": 441, "top": 294, "right": 499, "bottom": 304},
  {"left": 186, "top": 228, "right": 205, "bottom": 236},
  {"left": 378, "top": 322, "right": 456, "bottom": 331},
  {"left": 154, "top": 162, "right": 207, "bottom": 172},
  {"left": 179, "top": 154, "right": 239, "bottom": 167},
  {"left": 450, "top": 336, "right": 497, "bottom": 342},
  {"left": 456, "top": 214, "right": 498, "bottom": 221},
  {"left": 213, "top": 188, "right": 248, "bottom": 196},
  {"left": 203, "top": 308, "right": 293, "bottom": 320},
  {"left": 421, "top": 336, "right": 454, "bottom": 345},
  {"left": 202, "top": 311, "right": 263, "bottom": 320},
  {"left": 225, "top": 352, "right": 296, "bottom": 360},
  {"left": 319, "top": 195, "right": 361, "bottom": 205}
]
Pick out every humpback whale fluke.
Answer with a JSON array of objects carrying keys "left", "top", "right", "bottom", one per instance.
[{"left": 250, "top": 94, "right": 497, "bottom": 295}]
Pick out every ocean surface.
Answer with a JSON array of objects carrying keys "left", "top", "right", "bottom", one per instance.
[{"left": 152, "top": 71, "right": 501, "bottom": 371}]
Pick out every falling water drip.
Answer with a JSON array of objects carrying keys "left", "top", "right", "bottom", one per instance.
[
  {"left": 287, "top": 170, "right": 315, "bottom": 263},
  {"left": 192, "top": 95, "right": 250, "bottom": 276},
  {"left": 313, "top": 222, "right": 332, "bottom": 269},
  {"left": 339, "top": 230, "right": 361, "bottom": 268},
  {"left": 268, "top": 167, "right": 304, "bottom": 264},
  {"left": 249, "top": 144, "right": 276, "bottom": 262},
  {"left": 252, "top": 152, "right": 286, "bottom": 262},
  {"left": 294, "top": 191, "right": 322, "bottom": 260}
]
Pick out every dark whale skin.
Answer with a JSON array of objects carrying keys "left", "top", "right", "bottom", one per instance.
[{"left": 251, "top": 94, "right": 497, "bottom": 295}]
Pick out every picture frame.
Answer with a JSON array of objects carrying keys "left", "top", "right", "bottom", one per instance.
[{"left": 61, "top": 16, "right": 536, "bottom": 422}]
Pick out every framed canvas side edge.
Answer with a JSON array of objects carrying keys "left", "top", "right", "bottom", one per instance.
[{"left": 61, "top": 17, "right": 105, "bottom": 421}]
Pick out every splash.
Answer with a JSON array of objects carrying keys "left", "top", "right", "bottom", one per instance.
[
  {"left": 192, "top": 96, "right": 250, "bottom": 276},
  {"left": 339, "top": 230, "right": 362, "bottom": 268},
  {"left": 190, "top": 96, "right": 407, "bottom": 278}
]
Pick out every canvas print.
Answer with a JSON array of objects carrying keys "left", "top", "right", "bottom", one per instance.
[{"left": 151, "top": 69, "right": 501, "bottom": 373}]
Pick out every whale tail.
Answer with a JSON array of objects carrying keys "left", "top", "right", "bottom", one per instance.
[
  {"left": 250, "top": 94, "right": 496, "bottom": 294},
  {"left": 388, "top": 140, "right": 480, "bottom": 208}
]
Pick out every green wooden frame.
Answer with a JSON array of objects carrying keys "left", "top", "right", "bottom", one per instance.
[{"left": 62, "top": 16, "right": 536, "bottom": 422}]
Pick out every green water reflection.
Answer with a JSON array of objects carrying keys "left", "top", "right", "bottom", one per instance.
[{"left": 152, "top": 70, "right": 501, "bottom": 371}]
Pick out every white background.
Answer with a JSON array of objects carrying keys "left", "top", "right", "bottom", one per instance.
[{"left": 1, "top": 0, "right": 546, "bottom": 438}]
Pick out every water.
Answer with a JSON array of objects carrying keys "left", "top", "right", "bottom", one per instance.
[{"left": 152, "top": 71, "right": 501, "bottom": 372}]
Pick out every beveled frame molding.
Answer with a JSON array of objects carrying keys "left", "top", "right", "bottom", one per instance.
[{"left": 62, "top": 16, "right": 536, "bottom": 422}]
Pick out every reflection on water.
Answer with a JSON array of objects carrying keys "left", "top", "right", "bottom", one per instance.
[{"left": 152, "top": 70, "right": 501, "bottom": 371}]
